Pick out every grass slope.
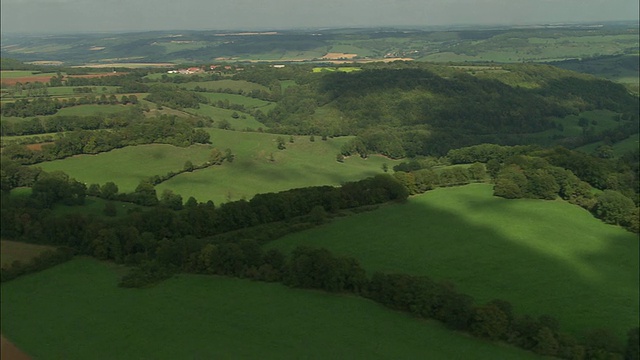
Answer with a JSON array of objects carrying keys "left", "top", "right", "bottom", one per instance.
[
  {"left": 35, "top": 144, "right": 214, "bottom": 193},
  {"left": 156, "top": 129, "right": 400, "bottom": 203},
  {"left": 1, "top": 258, "right": 543, "bottom": 360},
  {"left": 267, "top": 184, "right": 639, "bottom": 342},
  {"left": 184, "top": 105, "right": 266, "bottom": 130}
]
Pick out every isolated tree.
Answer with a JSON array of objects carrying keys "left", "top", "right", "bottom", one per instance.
[
  {"left": 224, "top": 148, "right": 234, "bottom": 163},
  {"left": 100, "top": 182, "right": 119, "bottom": 200},
  {"left": 276, "top": 136, "right": 286, "bottom": 150},
  {"left": 183, "top": 160, "right": 194, "bottom": 172}
]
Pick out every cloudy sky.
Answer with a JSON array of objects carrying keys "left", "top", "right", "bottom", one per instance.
[{"left": 1, "top": 0, "right": 638, "bottom": 34}]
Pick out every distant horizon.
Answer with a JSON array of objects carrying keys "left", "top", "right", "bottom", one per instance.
[
  {"left": 1, "top": 19, "right": 638, "bottom": 37},
  {"left": 2, "top": 0, "right": 638, "bottom": 35}
]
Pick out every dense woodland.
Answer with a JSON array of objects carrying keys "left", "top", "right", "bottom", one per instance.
[{"left": 1, "top": 55, "right": 639, "bottom": 359}]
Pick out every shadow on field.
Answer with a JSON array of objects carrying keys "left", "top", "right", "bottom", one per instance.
[
  {"left": 397, "top": 198, "right": 637, "bottom": 346},
  {"left": 272, "top": 191, "right": 639, "bottom": 347}
]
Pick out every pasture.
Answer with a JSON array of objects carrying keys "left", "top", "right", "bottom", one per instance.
[
  {"left": 576, "top": 133, "right": 640, "bottom": 157},
  {"left": 0, "top": 258, "right": 543, "bottom": 359},
  {"left": 197, "top": 92, "right": 275, "bottom": 111},
  {"left": 421, "top": 34, "right": 640, "bottom": 63},
  {"left": 34, "top": 144, "right": 214, "bottom": 193},
  {"left": 180, "top": 80, "right": 269, "bottom": 93},
  {"left": 184, "top": 104, "right": 266, "bottom": 130},
  {"left": 55, "top": 104, "right": 130, "bottom": 116},
  {"left": 1, "top": 240, "right": 55, "bottom": 267},
  {"left": 267, "top": 183, "right": 639, "bottom": 342},
  {"left": 155, "top": 129, "right": 400, "bottom": 204}
]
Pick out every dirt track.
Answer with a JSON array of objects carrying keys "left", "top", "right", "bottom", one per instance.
[{"left": 1, "top": 335, "right": 31, "bottom": 360}]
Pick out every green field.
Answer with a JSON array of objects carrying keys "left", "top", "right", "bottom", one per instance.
[
  {"left": 156, "top": 129, "right": 401, "bottom": 204},
  {"left": 267, "top": 184, "right": 639, "bottom": 342},
  {"left": 422, "top": 34, "right": 640, "bottom": 63},
  {"left": 312, "top": 67, "right": 362, "bottom": 73},
  {"left": 184, "top": 105, "right": 266, "bottom": 130},
  {"left": 181, "top": 80, "right": 269, "bottom": 93},
  {"left": 576, "top": 133, "right": 640, "bottom": 157},
  {"left": 1, "top": 258, "right": 543, "bottom": 359},
  {"left": 197, "top": 92, "right": 274, "bottom": 110},
  {"left": 55, "top": 104, "right": 130, "bottom": 116},
  {"left": 0, "top": 71, "right": 40, "bottom": 79},
  {"left": 0, "top": 240, "right": 55, "bottom": 267},
  {"left": 0, "top": 71, "right": 60, "bottom": 79},
  {"left": 509, "top": 109, "right": 627, "bottom": 146},
  {"left": 34, "top": 144, "right": 214, "bottom": 193}
]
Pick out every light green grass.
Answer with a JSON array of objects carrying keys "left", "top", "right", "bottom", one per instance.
[
  {"left": 312, "top": 67, "right": 362, "bottom": 73},
  {"left": 268, "top": 184, "right": 639, "bottom": 342},
  {"left": 576, "top": 133, "right": 640, "bottom": 157},
  {"left": 0, "top": 240, "right": 55, "bottom": 267},
  {"left": 156, "top": 129, "right": 401, "bottom": 204},
  {"left": 184, "top": 105, "right": 266, "bottom": 130},
  {"left": 279, "top": 80, "right": 297, "bottom": 92},
  {"left": 1, "top": 258, "right": 543, "bottom": 360},
  {"left": 34, "top": 144, "right": 214, "bottom": 193},
  {"left": 181, "top": 80, "right": 269, "bottom": 93},
  {"left": 197, "top": 92, "right": 275, "bottom": 110},
  {"left": 0, "top": 71, "right": 59, "bottom": 79},
  {"left": 1, "top": 71, "right": 39, "bottom": 79}
]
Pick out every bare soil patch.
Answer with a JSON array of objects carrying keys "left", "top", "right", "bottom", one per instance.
[
  {"left": 1, "top": 240, "right": 55, "bottom": 267},
  {"left": 1, "top": 335, "right": 31, "bottom": 360},
  {"left": 322, "top": 52, "right": 359, "bottom": 60},
  {"left": 25, "top": 142, "right": 54, "bottom": 151},
  {"left": 0, "top": 76, "right": 52, "bottom": 86}
]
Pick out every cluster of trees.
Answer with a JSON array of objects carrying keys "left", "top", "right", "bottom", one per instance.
[
  {"left": 393, "top": 163, "right": 487, "bottom": 195},
  {"left": 443, "top": 144, "right": 639, "bottom": 232},
  {"left": 145, "top": 84, "right": 207, "bottom": 109},
  {"left": 2, "top": 115, "right": 211, "bottom": 165},
  {"left": 1, "top": 94, "right": 139, "bottom": 118},
  {"left": 1, "top": 157, "right": 637, "bottom": 358},
  {"left": 1, "top": 109, "right": 140, "bottom": 137},
  {"left": 255, "top": 62, "right": 638, "bottom": 157},
  {"left": 1, "top": 172, "right": 408, "bottom": 244},
  {"left": 0, "top": 246, "right": 74, "bottom": 283}
]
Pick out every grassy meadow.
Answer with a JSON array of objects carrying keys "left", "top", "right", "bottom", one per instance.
[
  {"left": 267, "top": 183, "right": 639, "bottom": 342},
  {"left": 576, "top": 133, "right": 640, "bottom": 157},
  {"left": 1, "top": 258, "right": 544, "bottom": 360},
  {"left": 34, "top": 144, "right": 214, "bottom": 193},
  {"left": 198, "top": 92, "right": 276, "bottom": 112},
  {"left": 155, "top": 129, "right": 400, "bottom": 204},
  {"left": 181, "top": 80, "right": 270, "bottom": 93},
  {"left": 184, "top": 105, "right": 266, "bottom": 130},
  {"left": 30, "top": 130, "right": 399, "bottom": 204}
]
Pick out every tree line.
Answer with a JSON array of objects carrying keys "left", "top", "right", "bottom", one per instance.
[
  {"left": 1, "top": 160, "right": 637, "bottom": 359},
  {"left": 2, "top": 114, "right": 211, "bottom": 165},
  {"left": 390, "top": 143, "right": 639, "bottom": 233}
]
